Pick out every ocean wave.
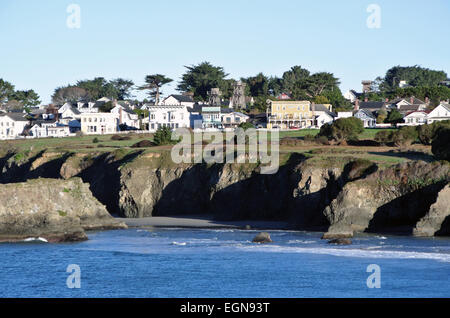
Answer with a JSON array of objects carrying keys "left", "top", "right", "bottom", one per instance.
[
  {"left": 171, "top": 242, "right": 187, "bottom": 246},
  {"left": 287, "top": 240, "right": 316, "bottom": 244},
  {"left": 235, "top": 245, "right": 450, "bottom": 263}
]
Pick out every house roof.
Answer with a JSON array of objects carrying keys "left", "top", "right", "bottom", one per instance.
[
  {"left": 404, "top": 110, "right": 429, "bottom": 117},
  {"left": 313, "top": 104, "right": 332, "bottom": 112},
  {"left": 167, "top": 94, "right": 194, "bottom": 103},
  {"left": 398, "top": 104, "right": 423, "bottom": 112},
  {"left": 356, "top": 109, "right": 376, "bottom": 119},
  {"left": 350, "top": 90, "right": 363, "bottom": 98},
  {"left": 221, "top": 108, "right": 233, "bottom": 114},
  {"left": 69, "top": 107, "right": 81, "bottom": 115},
  {"left": 388, "top": 97, "right": 426, "bottom": 105},
  {"left": 31, "top": 119, "right": 57, "bottom": 126},
  {"left": 187, "top": 104, "right": 203, "bottom": 113},
  {"left": 359, "top": 101, "right": 386, "bottom": 110},
  {"left": 233, "top": 112, "right": 249, "bottom": 118},
  {"left": 0, "top": 112, "right": 29, "bottom": 121},
  {"left": 439, "top": 103, "right": 450, "bottom": 111}
]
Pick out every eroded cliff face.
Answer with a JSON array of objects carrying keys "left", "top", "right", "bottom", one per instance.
[
  {"left": 0, "top": 149, "right": 449, "bottom": 237},
  {"left": 323, "top": 161, "right": 449, "bottom": 237},
  {"left": 0, "top": 178, "right": 126, "bottom": 242}
]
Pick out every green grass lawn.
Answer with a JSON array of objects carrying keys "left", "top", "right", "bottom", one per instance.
[
  {"left": 0, "top": 127, "right": 431, "bottom": 170},
  {"left": 277, "top": 128, "right": 398, "bottom": 140}
]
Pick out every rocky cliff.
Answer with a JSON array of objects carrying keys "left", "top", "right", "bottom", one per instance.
[
  {"left": 0, "top": 178, "right": 127, "bottom": 242},
  {"left": 0, "top": 149, "right": 449, "bottom": 238}
]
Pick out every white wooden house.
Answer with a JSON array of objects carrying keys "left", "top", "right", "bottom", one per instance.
[
  {"left": 111, "top": 105, "right": 139, "bottom": 129},
  {"left": 159, "top": 95, "right": 195, "bottom": 108},
  {"left": 0, "top": 112, "right": 29, "bottom": 140},
  {"left": 143, "top": 105, "right": 191, "bottom": 132},
  {"left": 221, "top": 110, "right": 249, "bottom": 128},
  {"left": 426, "top": 103, "right": 450, "bottom": 124},
  {"left": 354, "top": 109, "right": 376, "bottom": 128},
  {"left": 29, "top": 121, "right": 71, "bottom": 138},
  {"left": 80, "top": 112, "right": 119, "bottom": 135},
  {"left": 403, "top": 111, "right": 429, "bottom": 126}
]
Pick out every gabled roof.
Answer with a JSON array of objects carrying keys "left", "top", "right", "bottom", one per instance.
[
  {"left": 404, "top": 110, "right": 429, "bottom": 117},
  {"left": 397, "top": 104, "right": 424, "bottom": 113},
  {"left": 388, "top": 97, "right": 426, "bottom": 105},
  {"left": 62, "top": 107, "right": 81, "bottom": 115},
  {"left": 350, "top": 90, "right": 363, "bottom": 98},
  {"left": 438, "top": 103, "right": 450, "bottom": 111},
  {"left": 355, "top": 109, "right": 376, "bottom": 119},
  {"left": 166, "top": 94, "right": 194, "bottom": 103}
]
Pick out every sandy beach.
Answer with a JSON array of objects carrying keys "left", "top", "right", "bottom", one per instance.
[{"left": 117, "top": 215, "right": 293, "bottom": 230}]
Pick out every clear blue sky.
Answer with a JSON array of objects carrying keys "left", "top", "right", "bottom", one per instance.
[{"left": 1, "top": 0, "right": 449, "bottom": 104}]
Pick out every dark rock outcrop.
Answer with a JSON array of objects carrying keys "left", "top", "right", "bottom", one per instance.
[{"left": 328, "top": 238, "right": 352, "bottom": 245}]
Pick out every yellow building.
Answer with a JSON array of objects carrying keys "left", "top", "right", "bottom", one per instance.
[{"left": 266, "top": 100, "right": 315, "bottom": 129}]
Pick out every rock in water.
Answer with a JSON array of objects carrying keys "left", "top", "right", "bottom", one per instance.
[
  {"left": 328, "top": 238, "right": 352, "bottom": 245},
  {"left": 0, "top": 178, "right": 127, "bottom": 243},
  {"left": 321, "top": 231, "right": 353, "bottom": 240},
  {"left": 252, "top": 232, "right": 272, "bottom": 244}
]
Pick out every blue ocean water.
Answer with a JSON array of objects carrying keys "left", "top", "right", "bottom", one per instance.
[{"left": 0, "top": 228, "right": 449, "bottom": 298}]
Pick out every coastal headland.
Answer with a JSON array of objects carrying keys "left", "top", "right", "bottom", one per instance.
[{"left": 0, "top": 132, "right": 449, "bottom": 242}]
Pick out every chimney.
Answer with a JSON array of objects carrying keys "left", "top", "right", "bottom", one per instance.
[
  {"left": 354, "top": 99, "right": 360, "bottom": 111},
  {"left": 364, "top": 97, "right": 369, "bottom": 102},
  {"left": 410, "top": 96, "right": 414, "bottom": 104},
  {"left": 119, "top": 107, "right": 123, "bottom": 125},
  {"left": 385, "top": 98, "right": 389, "bottom": 102},
  {"left": 425, "top": 97, "right": 429, "bottom": 105},
  {"left": 311, "top": 102, "right": 316, "bottom": 112}
]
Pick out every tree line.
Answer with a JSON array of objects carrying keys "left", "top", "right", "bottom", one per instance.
[
  {"left": 0, "top": 79, "right": 41, "bottom": 110},
  {"left": 1, "top": 64, "right": 448, "bottom": 112},
  {"left": 362, "top": 65, "right": 450, "bottom": 107}
]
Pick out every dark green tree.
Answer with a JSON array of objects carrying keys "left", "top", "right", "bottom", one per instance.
[
  {"left": 52, "top": 86, "right": 90, "bottom": 105},
  {"left": 76, "top": 77, "right": 119, "bottom": 100},
  {"left": 0, "top": 79, "right": 15, "bottom": 105},
  {"left": 110, "top": 78, "right": 135, "bottom": 100},
  {"left": 268, "top": 76, "right": 283, "bottom": 96},
  {"left": 281, "top": 66, "right": 310, "bottom": 93},
  {"left": 9, "top": 89, "right": 40, "bottom": 107},
  {"left": 380, "top": 65, "right": 447, "bottom": 91},
  {"left": 318, "top": 117, "right": 364, "bottom": 142},
  {"left": 243, "top": 73, "right": 269, "bottom": 97},
  {"left": 138, "top": 74, "right": 173, "bottom": 105},
  {"left": 153, "top": 126, "right": 173, "bottom": 146},
  {"left": 385, "top": 109, "right": 404, "bottom": 124},
  {"left": 177, "top": 62, "right": 228, "bottom": 101}
]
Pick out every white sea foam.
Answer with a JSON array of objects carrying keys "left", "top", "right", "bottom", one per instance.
[
  {"left": 23, "top": 237, "right": 48, "bottom": 243},
  {"left": 235, "top": 244, "right": 450, "bottom": 263},
  {"left": 287, "top": 240, "right": 316, "bottom": 244},
  {"left": 171, "top": 242, "right": 187, "bottom": 246}
]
